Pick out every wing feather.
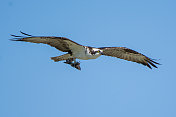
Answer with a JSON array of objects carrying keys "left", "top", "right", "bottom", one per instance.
[
  {"left": 99, "top": 47, "right": 160, "bottom": 69},
  {"left": 10, "top": 32, "right": 83, "bottom": 52}
]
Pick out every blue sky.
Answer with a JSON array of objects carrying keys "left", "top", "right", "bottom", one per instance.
[{"left": 1, "top": 0, "right": 176, "bottom": 117}]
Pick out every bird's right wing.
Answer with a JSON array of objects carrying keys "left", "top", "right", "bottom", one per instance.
[{"left": 11, "top": 31, "right": 84, "bottom": 52}]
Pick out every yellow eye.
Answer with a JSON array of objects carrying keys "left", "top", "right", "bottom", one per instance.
[{"left": 97, "top": 50, "right": 100, "bottom": 53}]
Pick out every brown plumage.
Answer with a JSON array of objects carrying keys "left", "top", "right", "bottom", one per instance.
[
  {"left": 11, "top": 31, "right": 83, "bottom": 52},
  {"left": 99, "top": 47, "right": 160, "bottom": 69},
  {"left": 11, "top": 31, "right": 160, "bottom": 70}
]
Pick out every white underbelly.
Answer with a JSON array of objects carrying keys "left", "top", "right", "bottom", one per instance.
[
  {"left": 73, "top": 52, "right": 101, "bottom": 60},
  {"left": 78, "top": 55, "right": 101, "bottom": 60}
]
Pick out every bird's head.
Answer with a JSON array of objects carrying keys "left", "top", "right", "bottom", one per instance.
[{"left": 90, "top": 48, "right": 103, "bottom": 55}]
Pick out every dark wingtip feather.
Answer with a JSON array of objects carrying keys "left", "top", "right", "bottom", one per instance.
[
  {"left": 148, "top": 60, "right": 158, "bottom": 68},
  {"left": 140, "top": 58, "right": 160, "bottom": 69},
  {"left": 10, "top": 34, "right": 23, "bottom": 37},
  {"left": 146, "top": 63, "right": 152, "bottom": 69},
  {"left": 20, "top": 31, "right": 33, "bottom": 36},
  {"left": 146, "top": 58, "right": 161, "bottom": 69},
  {"left": 10, "top": 31, "right": 33, "bottom": 41},
  {"left": 150, "top": 59, "right": 161, "bottom": 65},
  {"left": 9, "top": 38, "right": 23, "bottom": 41}
]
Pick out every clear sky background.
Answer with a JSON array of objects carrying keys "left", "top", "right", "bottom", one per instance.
[{"left": 1, "top": 0, "right": 176, "bottom": 117}]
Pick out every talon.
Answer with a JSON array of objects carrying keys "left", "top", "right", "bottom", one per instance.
[
  {"left": 64, "top": 58, "right": 81, "bottom": 70},
  {"left": 70, "top": 63, "right": 75, "bottom": 67},
  {"left": 75, "top": 64, "right": 81, "bottom": 70},
  {"left": 70, "top": 62, "right": 81, "bottom": 70},
  {"left": 74, "top": 62, "right": 81, "bottom": 70},
  {"left": 75, "top": 62, "right": 80, "bottom": 65}
]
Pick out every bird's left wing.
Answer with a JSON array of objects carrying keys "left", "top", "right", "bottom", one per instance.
[
  {"left": 99, "top": 47, "right": 160, "bottom": 69},
  {"left": 11, "top": 31, "right": 84, "bottom": 52}
]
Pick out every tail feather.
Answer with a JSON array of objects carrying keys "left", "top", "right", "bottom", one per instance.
[{"left": 51, "top": 54, "right": 72, "bottom": 62}]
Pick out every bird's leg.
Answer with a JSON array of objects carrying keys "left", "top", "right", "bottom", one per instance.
[
  {"left": 73, "top": 58, "right": 76, "bottom": 66},
  {"left": 64, "top": 58, "right": 73, "bottom": 64},
  {"left": 71, "top": 58, "right": 81, "bottom": 70},
  {"left": 64, "top": 58, "right": 81, "bottom": 70}
]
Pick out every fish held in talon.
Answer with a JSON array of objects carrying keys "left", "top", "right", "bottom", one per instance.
[{"left": 71, "top": 62, "right": 81, "bottom": 70}]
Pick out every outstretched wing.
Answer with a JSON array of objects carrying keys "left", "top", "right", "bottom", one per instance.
[
  {"left": 99, "top": 47, "right": 160, "bottom": 69},
  {"left": 11, "top": 31, "right": 83, "bottom": 52}
]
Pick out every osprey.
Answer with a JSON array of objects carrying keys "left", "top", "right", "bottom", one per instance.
[{"left": 11, "top": 31, "right": 160, "bottom": 70}]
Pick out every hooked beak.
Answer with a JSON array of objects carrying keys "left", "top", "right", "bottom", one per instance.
[{"left": 99, "top": 51, "right": 103, "bottom": 55}]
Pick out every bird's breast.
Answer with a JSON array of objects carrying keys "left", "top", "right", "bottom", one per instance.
[{"left": 73, "top": 51, "right": 101, "bottom": 60}]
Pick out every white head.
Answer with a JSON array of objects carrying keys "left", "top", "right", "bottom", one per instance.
[{"left": 86, "top": 47, "right": 103, "bottom": 56}]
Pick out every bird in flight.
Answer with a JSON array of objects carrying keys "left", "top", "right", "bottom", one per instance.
[{"left": 11, "top": 31, "right": 160, "bottom": 70}]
